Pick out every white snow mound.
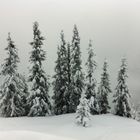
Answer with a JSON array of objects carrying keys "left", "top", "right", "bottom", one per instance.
[{"left": 0, "top": 114, "right": 140, "bottom": 140}]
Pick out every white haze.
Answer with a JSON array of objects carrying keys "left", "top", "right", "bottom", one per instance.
[{"left": 0, "top": 0, "right": 140, "bottom": 104}]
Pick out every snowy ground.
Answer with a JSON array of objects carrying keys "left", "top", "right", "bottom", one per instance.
[{"left": 0, "top": 114, "right": 140, "bottom": 140}]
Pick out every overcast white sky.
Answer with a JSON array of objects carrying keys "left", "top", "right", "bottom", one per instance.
[{"left": 0, "top": 0, "right": 140, "bottom": 104}]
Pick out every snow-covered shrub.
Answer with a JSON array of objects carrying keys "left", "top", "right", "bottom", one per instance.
[{"left": 76, "top": 96, "right": 91, "bottom": 127}]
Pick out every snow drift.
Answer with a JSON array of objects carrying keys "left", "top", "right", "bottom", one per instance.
[
  {"left": 0, "top": 114, "right": 140, "bottom": 140},
  {"left": 0, "top": 131, "right": 75, "bottom": 140}
]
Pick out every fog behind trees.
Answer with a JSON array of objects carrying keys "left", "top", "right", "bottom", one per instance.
[{"left": 0, "top": 0, "right": 140, "bottom": 104}]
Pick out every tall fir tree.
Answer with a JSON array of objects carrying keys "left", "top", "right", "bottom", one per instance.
[
  {"left": 0, "top": 33, "right": 27, "bottom": 117},
  {"left": 27, "top": 22, "right": 51, "bottom": 116},
  {"left": 85, "top": 40, "right": 99, "bottom": 114},
  {"left": 98, "top": 59, "right": 111, "bottom": 114},
  {"left": 53, "top": 31, "right": 70, "bottom": 115},
  {"left": 113, "top": 58, "right": 132, "bottom": 118},
  {"left": 69, "top": 25, "right": 84, "bottom": 113}
]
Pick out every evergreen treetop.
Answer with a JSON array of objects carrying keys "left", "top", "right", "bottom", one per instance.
[{"left": 1, "top": 33, "right": 19, "bottom": 76}]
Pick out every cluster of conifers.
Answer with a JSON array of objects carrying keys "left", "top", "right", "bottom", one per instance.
[{"left": 0, "top": 22, "right": 133, "bottom": 120}]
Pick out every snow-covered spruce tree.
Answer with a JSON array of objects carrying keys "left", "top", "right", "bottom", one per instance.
[
  {"left": 76, "top": 96, "right": 91, "bottom": 127},
  {"left": 27, "top": 22, "right": 51, "bottom": 116},
  {"left": 113, "top": 58, "right": 132, "bottom": 118},
  {"left": 53, "top": 31, "right": 70, "bottom": 115},
  {"left": 98, "top": 60, "right": 111, "bottom": 114},
  {"left": 0, "top": 33, "right": 27, "bottom": 117},
  {"left": 85, "top": 40, "right": 99, "bottom": 115},
  {"left": 69, "top": 25, "right": 84, "bottom": 113}
]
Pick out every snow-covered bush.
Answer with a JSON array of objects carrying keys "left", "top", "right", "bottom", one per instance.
[{"left": 76, "top": 96, "right": 91, "bottom": 127}]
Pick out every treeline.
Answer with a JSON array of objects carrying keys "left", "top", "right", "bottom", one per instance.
[{"left": 0, "top": 22, "right": 134, "bottom": 121}]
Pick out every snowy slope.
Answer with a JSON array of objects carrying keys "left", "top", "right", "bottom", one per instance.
[
  {"left": 0, "top": 131, "right": 75, "bottom": 140},
  {"left": 0, "top": 114, "right": 140, "bottom": 140}
]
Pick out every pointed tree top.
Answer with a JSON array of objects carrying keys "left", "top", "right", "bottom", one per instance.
[
  {"left": 89, "top": 39, "right": 92, "bottom": 48},
  {"left": 7, "top": 32, "right": 12, "bottom": 42},
  {"left": 60, "top": 30, "right": 64, "bottom": 37},
  {"left": 74, "top": 24, "right": 77, "bottom": 30},
  {"left": 67, "top": 42, "right": 70, "bottom": 46},
  {"left": 88, "top": 39, "right": 94, "bottom": 52},
  {"left": 104, "top": 58, "right": 108, "bottom": 67},
  {"left": 102, "top": 59, "right": 108, "bottom": 72},
  {"left": 121, "top": 57, "right": 127, "bottom": 68},
  {"left": 60, "top": 30, "right": 64, "bottom": 34},
  {"left": 33, "top": 21, "right": 40, "bottom": 36},
  {"left": 73, "top": 24, "right": 79, "bottom": 35},
  {"left": 60, "top": 30, "right": 65, "bottom": 41},
  {"left": 33, "top": 21, "right": 39, "bottom": 27},
  {"left": 104, "top": 57, "right": 107, "bottom": 63},
  {"left": 8, "top": 32, "right": 11, "bottom": 38},
  {"left": 7, "top": 32, "right": 15, "bottom": 49}
]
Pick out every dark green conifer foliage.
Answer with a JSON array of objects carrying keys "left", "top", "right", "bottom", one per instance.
[
  {"left": 85, "top": 40, "right": 99, "bottom": 114},
  {"left": 0, "top": 33, "right": 27, "bottom": 117},
  {"left": 69, "top": 25, "right": 84, "bottom": 113},
  {"left": 28, "top": 22, "right": 51, "bottom": 116},
  {"left": 98, "top": 60, "right": 111, "bottom": 114},
  {"left": 53, "top": 31, "right": 70, "bottom": 114},
  {"left": 113, "top": 58, "right": 132, "bottom": 118}
]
